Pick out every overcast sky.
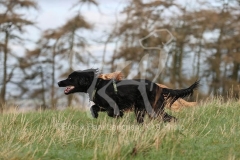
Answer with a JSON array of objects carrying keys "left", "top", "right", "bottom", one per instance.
[
  {"left": 36, "top": 0, "right": 124, "bottom": 30},
  {"left": 11, "top": 0, "right": 127, "bottom": 70},
  {"left": 8, "top": 0, "right": 224, "bottom": 60},
  {"left": 15, "top": 0, "right": 203, "bottom": 53}
]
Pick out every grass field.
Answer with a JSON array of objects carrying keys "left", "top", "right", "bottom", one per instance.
[{"left": 1, "top": 98, "right": 240, "bottom": 160}]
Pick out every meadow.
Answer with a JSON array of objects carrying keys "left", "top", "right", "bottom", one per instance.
[{"left": 0, "top": 98, "right": 240, "bottom": 160}]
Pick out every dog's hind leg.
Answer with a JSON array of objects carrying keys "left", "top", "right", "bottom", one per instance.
[
  {"left": 162, "top": 112, "right": 177, "bottom": 122},
  {"left": 134, "top": 107, "right": 146, "bottom": 124},
  {"left": 152, "top": 96, "right": 177, "bottom": 123}
]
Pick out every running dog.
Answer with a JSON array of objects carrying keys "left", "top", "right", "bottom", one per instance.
[{"left": 58, "top": 69, "right": 199, "bottom": 123}]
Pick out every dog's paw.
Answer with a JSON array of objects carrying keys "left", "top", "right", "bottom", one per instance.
[
  {"left": 163, "top": 113, "right": 177, "bottom": 123},
  {"left": 115, "top": 111, "right": 124, "bottom": 118},
  {"left": 119, "top": 111, "right": 124, "bottom": 117},
  {"left": 114, "top": 109, "right": 120, "bottom": 117},
  {"left": 113, "top": 104, "right": 120, "bottom": 116},
  {"left": 90, "top": 107, "right": 98, "bottom": 118}
]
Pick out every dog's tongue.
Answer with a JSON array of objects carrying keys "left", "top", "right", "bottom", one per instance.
[{"left": 64, "top": 86, "right": 74, "bottom": 93}]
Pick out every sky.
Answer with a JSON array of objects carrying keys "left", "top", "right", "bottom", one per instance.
[
  {"left": 36, "top": 0, "right": 122, "bottom": 30},
  {"left": 13, "top": 0, "right": 205, "bottom": 55},
  {"left": 5, "top": 0, "right": 224, "bottom": 65},
  {"left": 11, "top": 0, "right": 204, "bottom": 58},
  {"left": 7, "top": 0, "right": 217, "bottom": 73},
  {"left": 7, "top": 0, "right": 208, "bottom": 78},
  {"left": 11, "top": 0, "right": 127, "bottom": 70}
]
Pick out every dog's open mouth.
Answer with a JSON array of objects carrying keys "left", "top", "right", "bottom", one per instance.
[{"left": 64, "top": 86, "right": 75, "bottom": 94}]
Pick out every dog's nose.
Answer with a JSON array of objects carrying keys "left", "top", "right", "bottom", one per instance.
[{"left": 58, "top": 81, "right": 61, "bottom": 86}]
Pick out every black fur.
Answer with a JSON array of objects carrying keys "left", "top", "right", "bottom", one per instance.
[
  {"left": 58, "top": 69, "right": 199, "bottom": 123},
  {"left": 162, "top": 81, "right": 200, "bottom": 106}
]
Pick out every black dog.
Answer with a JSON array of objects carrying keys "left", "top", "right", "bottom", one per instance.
[{"left": 58, "top": 69, "right": 199, "bottom": 123}]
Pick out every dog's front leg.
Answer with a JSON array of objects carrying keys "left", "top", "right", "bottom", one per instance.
[
  {"left": 107, "top": 108, "right": 124, "bottom": 118},
  {"left": 97, "top": 81, "right": 120, "bottom": 117},
  {"left": 90, "top": 105, "right": 101, "bottom": 118}
]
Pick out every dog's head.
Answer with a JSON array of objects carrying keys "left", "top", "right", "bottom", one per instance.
[{"left": 58, "top": 69, "right": 98, "bottom": 95}]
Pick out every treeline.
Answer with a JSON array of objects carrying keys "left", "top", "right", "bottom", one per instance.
[{"left": 1, "top": 0, "right": 240, "bottom": 109}]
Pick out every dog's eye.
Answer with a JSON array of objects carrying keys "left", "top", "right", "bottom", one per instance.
[{"left": 68, "top": 78, "right": 72, "bottom": 80}]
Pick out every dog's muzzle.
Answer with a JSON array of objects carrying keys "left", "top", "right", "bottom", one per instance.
[{"left": 58, "top": 81, "right": 65, "bottom": 87}]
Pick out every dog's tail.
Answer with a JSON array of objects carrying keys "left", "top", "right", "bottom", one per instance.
[{"left": 162, "top": 80, "right": 200, "bottom": 105}]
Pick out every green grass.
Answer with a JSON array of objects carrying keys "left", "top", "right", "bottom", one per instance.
[{"left": 1, "top": 99, "right": 240, "bottom": 160}]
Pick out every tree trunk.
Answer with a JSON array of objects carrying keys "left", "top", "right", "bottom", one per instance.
[
  {"left": 67, "top": 32, "right": 75, "bottom": 107},
  {"left": 51, "top": 42, "right": 57, "bottom": 109},
  {"left": 0, "top": 31, "right": 9, "bottom": 106},
  {"left": 40, "top": 66, "right": 46, "bottom": 110},
  {"left": 212, "top": 25, "right": 224, "bottom": 95},
  {"left": 232, "top": 62, "right": 239, "bottom": 82}
]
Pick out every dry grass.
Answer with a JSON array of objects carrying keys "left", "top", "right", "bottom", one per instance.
[{"left": 0, "top": 98, "right": 240, "bottom": 159}]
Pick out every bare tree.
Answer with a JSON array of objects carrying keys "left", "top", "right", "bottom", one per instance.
[
  {"left": 0, "top": 0, "right": 38, "bottom": 106},
  {"left": 107, "top": 0, "right": 178, "bottom": 80}
]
